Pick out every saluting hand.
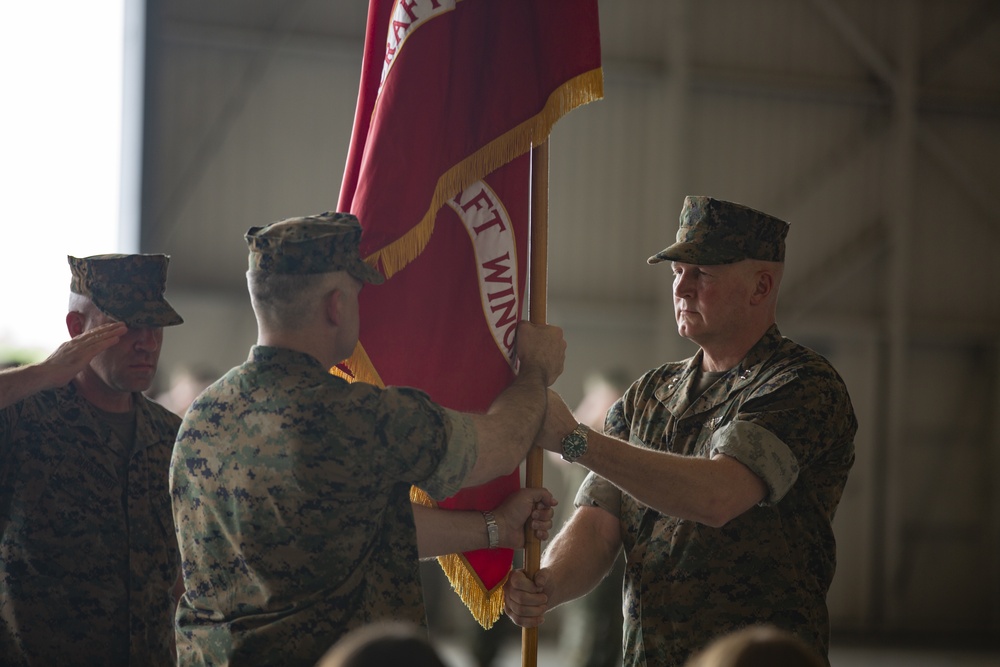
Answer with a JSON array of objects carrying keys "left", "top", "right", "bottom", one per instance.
[
  {"left": 0, "top": 321, "right": 127, "bottom": 410},
  {"left": 40, "top": 321, "right": 128, "bottom": 387}
]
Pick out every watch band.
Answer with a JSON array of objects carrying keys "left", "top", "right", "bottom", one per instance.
[{"left": 482, "top": 510, "right": 500, "bottom": 549}]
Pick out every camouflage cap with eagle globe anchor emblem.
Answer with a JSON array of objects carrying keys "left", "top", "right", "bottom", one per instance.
[
  {"left": 68, "top": 254, "right": 184, "bottom": 328},
  {"left": 647, "top": 196, "right": 790, "bottom": 266},
  {"left": 245, "top": 211, "right": 385, "bottom": 284}
]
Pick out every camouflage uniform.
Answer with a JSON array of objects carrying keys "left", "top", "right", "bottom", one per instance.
[
  {"left": 566, "top": 196, "right": 857, "bottom": 666},
  {"left": 0, "top": 252, "right": 183, "bottom": 666},
  {"left": 0, "top": 383, "right": 181, "bottom": 665},
  {"left": 170, "top": 213, "right": 475, "bottom": 666},
  {"left": 170, "top": 346, "right": 476, "bottom": 666},
  {"left": 0, "top": 254, "right": 183, "bottom": 667},
  {"left": 576, "top": 325, "right": 857, "bottom": 666}
]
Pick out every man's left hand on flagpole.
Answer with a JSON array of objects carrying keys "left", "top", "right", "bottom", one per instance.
[{"left": 495, "top": 487, "right": 558, "bottom": 548}]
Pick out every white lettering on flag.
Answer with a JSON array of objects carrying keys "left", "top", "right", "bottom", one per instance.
[
  {"left": 447, "top": 181, "right": 520, "bottom": 368},
  {"left": 381, "top": 0, "right": 455, "bottom": 91}
]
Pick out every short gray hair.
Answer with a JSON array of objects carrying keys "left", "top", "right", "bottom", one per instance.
[{"left": 247, "top": 269, "right": 339, "bottom": 331}]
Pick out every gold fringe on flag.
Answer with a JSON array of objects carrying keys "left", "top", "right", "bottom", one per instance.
[
  {"left": 330, "top": 341, "right": 383, "bottom": 386},
  {"left": 341, "top": 70, "right": 603, "bottom": 382},
  {"left": 366, "top": 68, "right": 604, "bottom": 282},
  {"left": 337, "top": 69, "right": 604, "bottom": 386},
  {"left": 410, "top": 486, "right": 508, "bottom": 629}
]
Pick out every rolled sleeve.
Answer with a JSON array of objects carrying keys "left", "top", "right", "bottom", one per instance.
[
  {"left": 419, "top": 408, "right": 478, "bottom": 501},
  {"left": 710, "top": 420, "right": 799, "bottom": 504},
  {"left": 574, "top": 471, "right": 622, "bottom": 519}
]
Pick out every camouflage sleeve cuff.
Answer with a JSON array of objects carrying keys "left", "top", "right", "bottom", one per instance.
[
  {"left": 710, "top": 420, "right": 799, "bottom": 505},
  {"left": 574, "top": 471, "right": 622, "bottom": 519},
  {"left": 420, "top": 409, "right": 478, "bottom": 502}
]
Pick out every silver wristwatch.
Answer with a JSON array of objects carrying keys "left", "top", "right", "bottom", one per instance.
[
  {"left": 482, "top": 510, "right": 500, "bottom": 549},
  {"left": 560, "top": 422, "right": 590, "bottom": 463}
]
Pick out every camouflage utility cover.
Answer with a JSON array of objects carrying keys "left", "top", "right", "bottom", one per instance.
[
  {"left": 68, "top": 253, "right": 184, "bottom": 328},
  {"left": 170, "top": 345, "right": 476, "bottom": 667},
  {"left": 245, "top": 212, "right": 385, "bottom": 284},
  {"left": 576, "top": 326, "right": 856, "bottom": 667},
  {"left": 0, "top": 385, "right": 181, "bottom": 666},
  {"left": 647, "top": 196, "right": 789, "bottom": 266}
]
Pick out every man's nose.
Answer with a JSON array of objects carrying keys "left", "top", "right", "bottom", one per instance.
[
  {"left": 132, "top": 327, "right": 161, "bottom": 351},
  {"left": 673, "top": 274, "right": 694, "bottom": 297}
]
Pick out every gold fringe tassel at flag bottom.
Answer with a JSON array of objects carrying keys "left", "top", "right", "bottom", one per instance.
[{"left": 410, "top": 486, "right": 507, "bottom": 629}]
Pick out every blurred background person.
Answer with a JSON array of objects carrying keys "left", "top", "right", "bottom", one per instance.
[
  {"left": 684, "top": 624, "right": 825, "bottom": 667},
  {"left": 152, "top": 364, "right": 219, "bottom": 417},
  {"left": 315, "top": 621, "right": 448, "bottom": 667}
]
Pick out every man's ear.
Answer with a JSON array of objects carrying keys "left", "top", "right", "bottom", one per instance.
[
  {"left": 749, "top": 270, "right": 775, "bottom": 305},
  {"left": 66, "top": 311, "right": 85, "bottom": 338},
  {"left": 324, "top": 289, "right": 343, "bottom": 327}
]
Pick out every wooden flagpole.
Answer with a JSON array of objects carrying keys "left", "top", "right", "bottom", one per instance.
[{"left": 522, "top": 140, "right": 549, "bottom": 667}]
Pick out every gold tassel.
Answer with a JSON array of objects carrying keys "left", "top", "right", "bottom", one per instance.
[
  {"left": 331, "top": 342, "right": 384, "bottom": 387},
  {"left": 410, "top": 487, "right": 508, "bottom": 629},
  {"left": 436, "top": 552, "right": 508, "bottom": 629}
]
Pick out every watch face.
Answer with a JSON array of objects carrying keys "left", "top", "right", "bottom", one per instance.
[{"left": 562, "top": 426, "right": 587, "bottom": 462}]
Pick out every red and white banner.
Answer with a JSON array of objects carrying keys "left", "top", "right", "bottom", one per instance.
[{"left": 337, "top": 0, "right": 602, "bottom": 626}]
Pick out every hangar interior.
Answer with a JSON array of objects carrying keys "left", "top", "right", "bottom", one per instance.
[{"left": 29, "top": 0, "right": 1000, "bottom": 664}]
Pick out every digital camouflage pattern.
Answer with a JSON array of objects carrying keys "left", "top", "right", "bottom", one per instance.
[
  {"left": 170, "top": 345, "right": 476, "bottom": 667},
  {"left": 68, "top": 254, "right": 184, "bottom": 328},
  {"left": 576, "top": 326, "right": 856, "bottom": 667},
  {"left": 647, "top": 196, "right": 789, "bottom": 266},
  {"left": 245, "top": 212, "right": 385, "bottom": 284},
  {"left": 0, "top": 384, "right": 181, "bottom": 666}
]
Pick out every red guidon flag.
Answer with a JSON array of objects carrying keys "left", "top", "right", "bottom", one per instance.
[{"left": 336, "top": 0, "right": 602, "bottom": 627}]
